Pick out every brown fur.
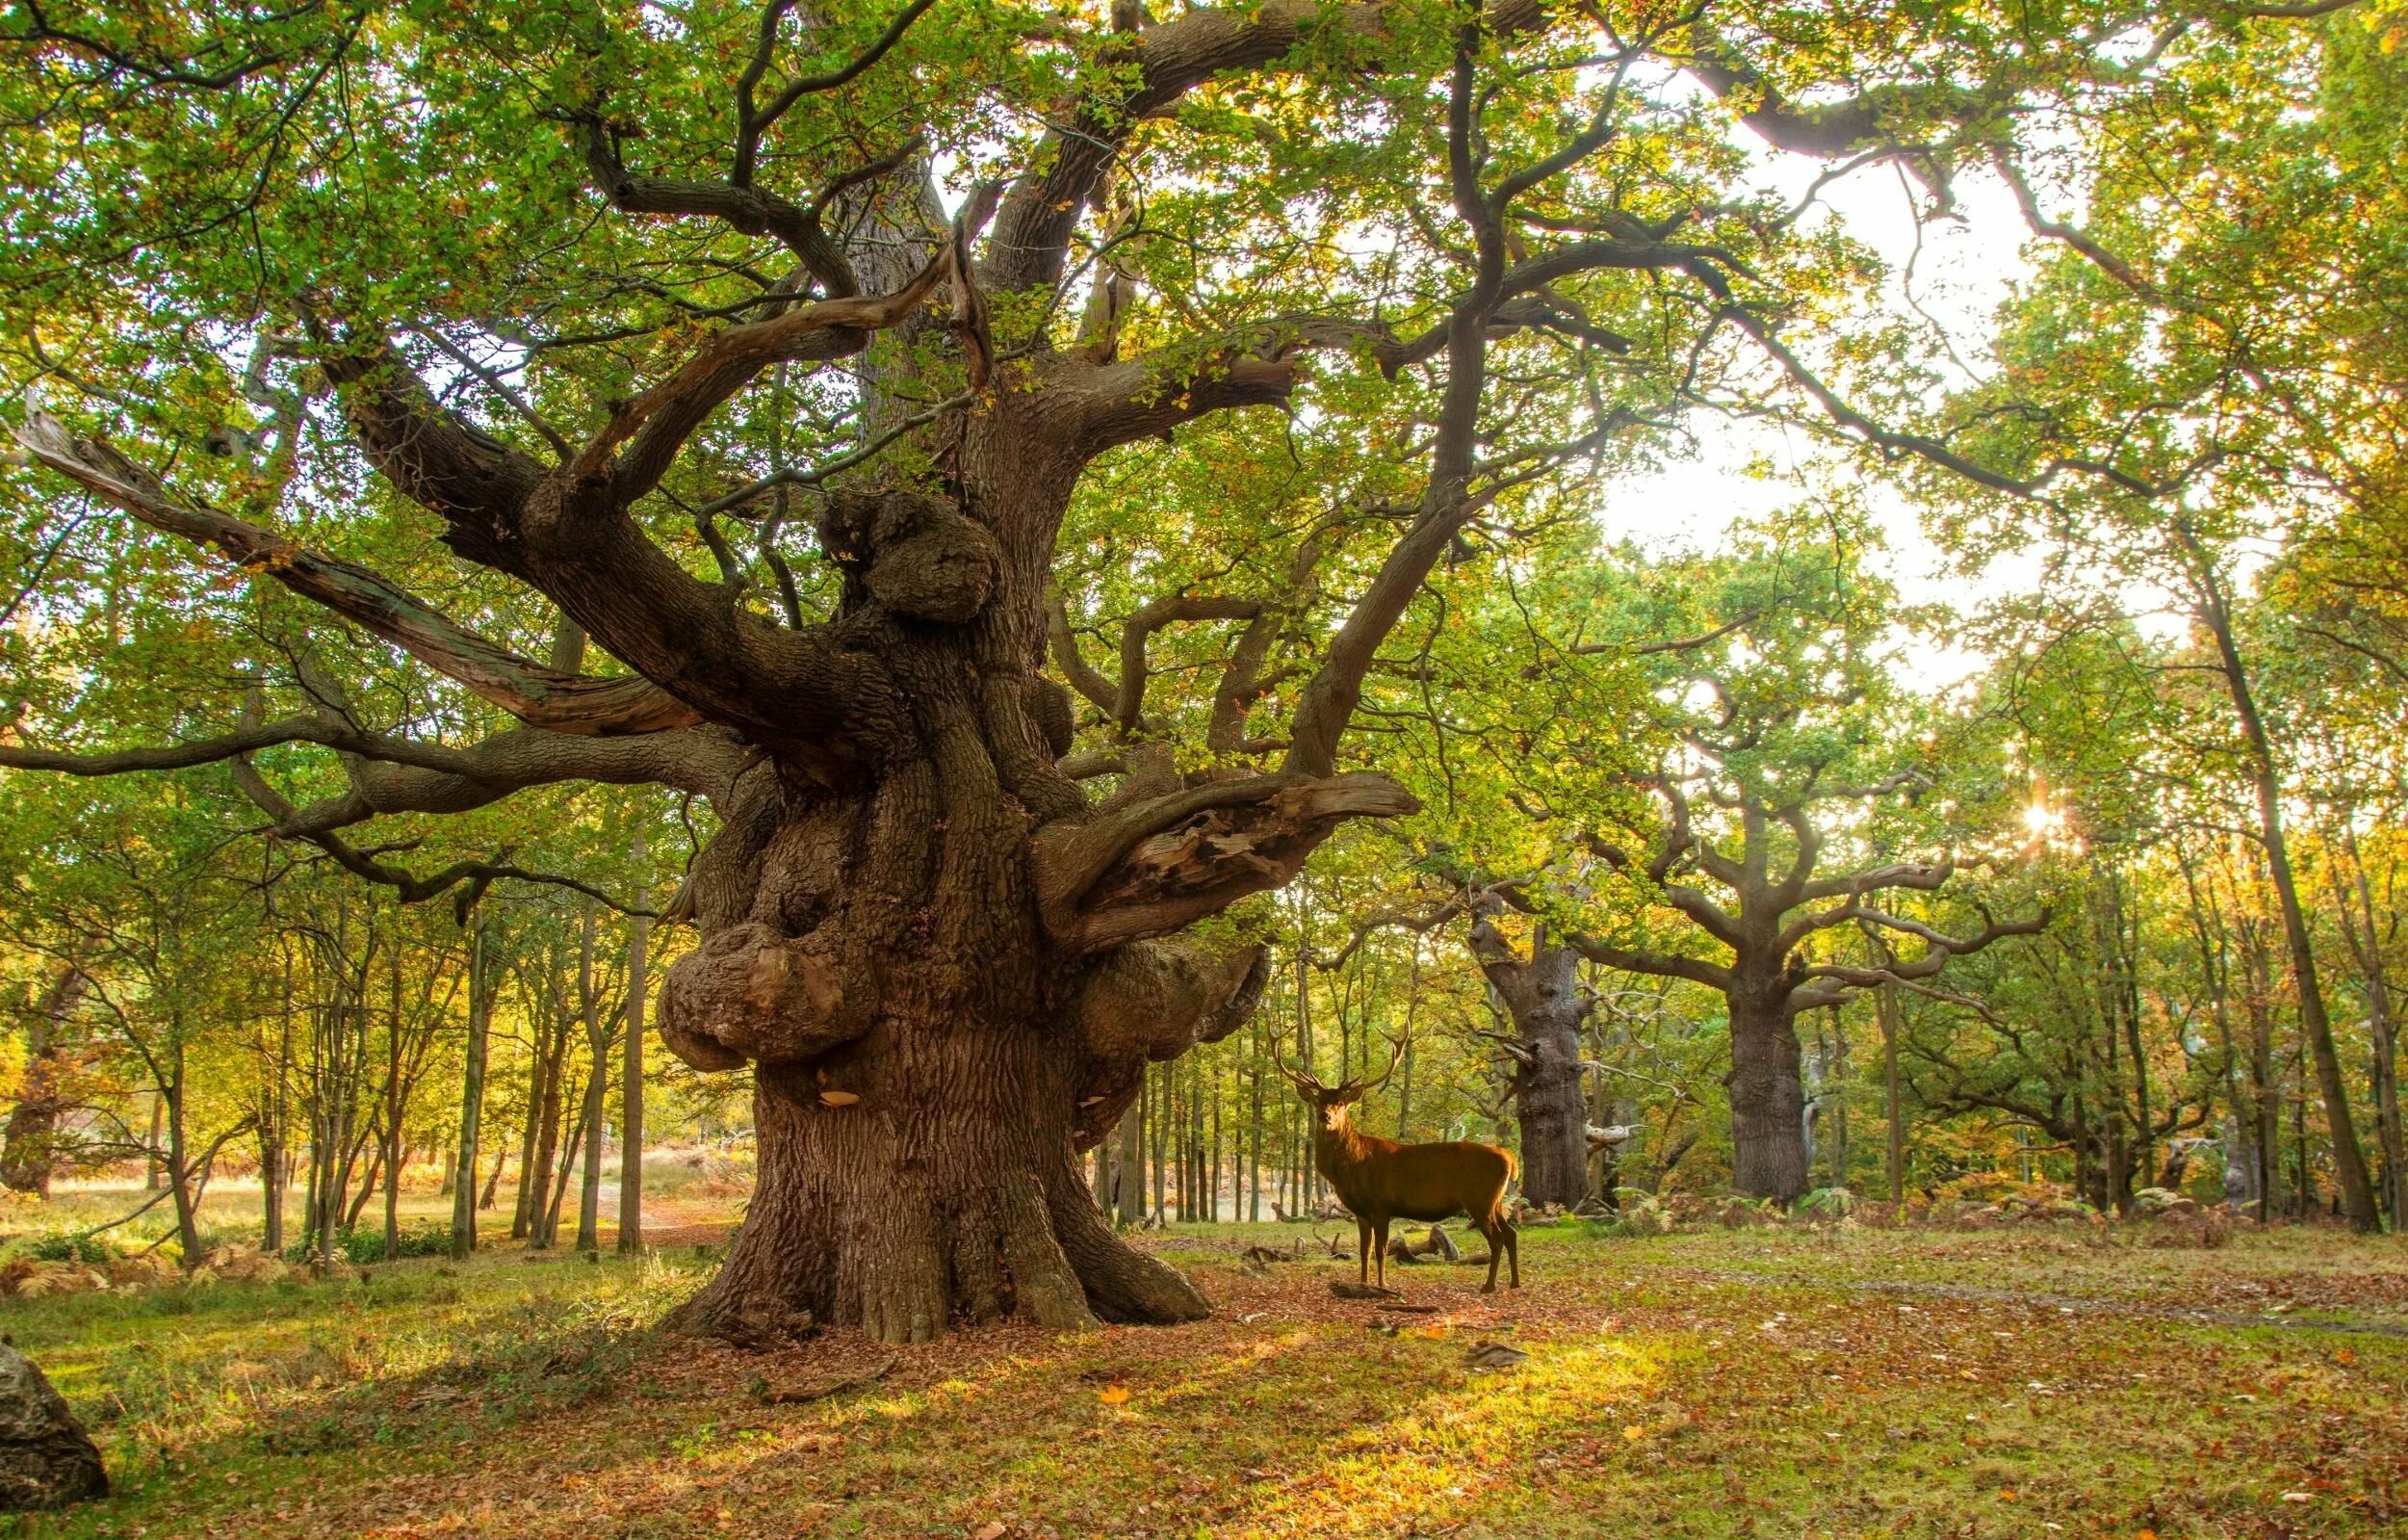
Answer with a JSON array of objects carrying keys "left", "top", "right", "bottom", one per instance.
[{"left": 1287, "top": 1068, "right": 1521, "bottom": 1292}]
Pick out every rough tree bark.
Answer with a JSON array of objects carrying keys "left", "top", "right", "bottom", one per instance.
[
  {"left": 1466, "top": 915, "right": 1590, "bottom": 1209},
  {"left": 1724, "top": 954, "right": 1811, "bottom": 1203},
  {"left": 0, "top": 965, "right": 90, "bottom": 1197}
]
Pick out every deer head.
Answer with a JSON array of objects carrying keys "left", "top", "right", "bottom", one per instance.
[{"left": 1274, "top": 1033, "right": 1407, "bottom": 1131}]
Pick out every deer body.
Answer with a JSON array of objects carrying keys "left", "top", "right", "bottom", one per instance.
[
  {"left": 1312, "top": 1109, "right": 1520, "bottom": 1292},
  {"left": 1278, "top": 1035, "right": 1521, "bottom": 1292}
]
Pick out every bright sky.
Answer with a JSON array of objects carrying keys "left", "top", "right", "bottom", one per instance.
[{"left": 1589, "top": 138, "right": 2188, "bottom": 692}]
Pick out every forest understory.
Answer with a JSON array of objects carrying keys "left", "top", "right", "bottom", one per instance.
[{"left": 1, "top": 1215, "right": 2399, "bottom": 1540}]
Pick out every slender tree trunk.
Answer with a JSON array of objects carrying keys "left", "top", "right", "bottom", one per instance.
[
  {"left": 479, "top": 1140, "right": 506, "bottom": 1211},
  {"left": 2294, "top": 1074, "right": 2310, "bottom": 1217},
  {"left": 384, "top": 948, "right": 403, "bottom": 1262},
  {"left": 1247, "top": 1031, "right": 1263, "bottom": 1222},
  {"left": 315, "top": 957, "right": 344, "bottom": 1272},
  {"left": 263, "top": 950, "right": 296, "bottom": 1252},
  {"left": 144, "top": 1092, "right": 165, "bottom": 1192},
  {"left": 2239, "top": 904, "right": 2283, "bottom": 1220},
  {"left": 2337, "top": 829, "right": 2406, "bottom": 1230},
  {"left": 512, "top": 1031, "right": 546, "bottom": 1240},
  {"left": 1879, "top": 981, "right": 1903, "bottom": 1204},
  {"left": 163, "top": 1035, "right": 204, "bottom": 1269},
  {"left": 620, "top": 833, "right": 651, "bottom": 1254},
  {"left": 1210, "top": 1064, "right": 1222, "bottom": 1222},
  {"left": 347, "top": 1134, "right": 384, "bottom": 1231},
  {"left": 576, "top": 902, "right": 609, "bottom": 1254},
  {"left": 450, "top": 926, "right": 490, "bottom": 1260},
  {"left": 2183, "top": 536, "right": 2379, "bottom": 1230},
  {"left": 2101, "top": 985, "right": 2133, "bottom": 1215},
  {"left": 2178, "top": 849, "right": 2255, "bottom": 1212},
  {"left": 2100, "top": 865, "right": 2154, "bottom": 1197},
  {"left": 259, "top": 1117, "right": 285, "bottom": 1253},
  {"left": 1, "top": 965, "right": 88, "bottom": 1196},
  {"left": 530, "top": 1021, "right": 568, "bottom": 1248},
  {"left": 547, "top": 1095, "right": 586, "bottom": 1238},
  {"left": 1150, "top": 1068, "right": 1167, "bottom": 1222},
  {"left": 1116, "top": 1079, "right": 1144, "bottom": 1226},
  {"left": 1827, "top": 1005, "right": 1850, "bottom": 1189}
]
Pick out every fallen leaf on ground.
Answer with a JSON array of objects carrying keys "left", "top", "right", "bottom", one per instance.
[
  {"left": 1332, "top": 1280, "right": 1402, "bottom": 1300},
  {"left": 1463, "top": 1341, "right": 1529, "bottom": 1370},
  {"left": 754, "top": 1353, "right": 895, "bottom": 1404}
]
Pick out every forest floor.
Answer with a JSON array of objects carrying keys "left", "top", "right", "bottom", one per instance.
[{"left": 0, "top": 1215, "right": 2400, "bottom": 1540}]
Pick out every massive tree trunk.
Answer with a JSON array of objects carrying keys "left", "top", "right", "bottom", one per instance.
[
  {"left": 1726, "top": 967, "right": 1810, "bottom": 1203},
  {"left": 648, "top": 438, "right": 1364, "bottom": 1340},
  {"left": 1467, "top": 917, "right": 1588, "bottom": 1210},
  {"left": 659, "top": 692, "right": 1279, "bottom": 1339}
]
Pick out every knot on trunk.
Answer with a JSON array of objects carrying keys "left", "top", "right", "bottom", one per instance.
[
  {"left": 818, "top": 489, "right": 999, "bottom": 624},
  {"left": 1068, "top": 940, "right": 1267, "bottom": 1149},
  {"left": 658, "top": 920, "right": 878, "bottom": 1070},
  {"left": 1076, "top": 938, "right": 1266, "bottom": 1063},
  {"left": 1029, "top": 675, "right": 1076, "bottom": 758}
]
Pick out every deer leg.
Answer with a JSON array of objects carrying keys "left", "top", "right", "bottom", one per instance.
[
  {"left": 1478, "top": 1217, "right": 1502, "bottom": 1293},
  {"left": 1372, "top": 1217, "right": 1391, "bottom": 1290},
  {"left": 1355, "top": 1215, "right": 1372, "bottom": 1284},
  {"left": 1504, "top": 1218, "right": 1520, "bottom": 1289}
]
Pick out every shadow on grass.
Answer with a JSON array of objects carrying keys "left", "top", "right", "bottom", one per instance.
[{"left": 0, "top": 1245, "right": 720, "bottom": 1535}]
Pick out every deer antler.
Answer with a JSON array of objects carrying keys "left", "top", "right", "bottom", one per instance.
[
  {"left": 1342, "top": 1031, "right": 1410, "bottom": 1096},
  {"left": 1270, "top": 1039, "right": 1324, "bottom": 1095}
]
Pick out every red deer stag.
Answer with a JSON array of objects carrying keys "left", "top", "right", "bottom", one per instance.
[{"left": 1277, "top": 1038, "right": 1520, "bottom": 1292}]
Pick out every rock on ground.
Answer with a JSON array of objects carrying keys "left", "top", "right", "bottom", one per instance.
[{"left": 0, "top": 1339, "right": 107, "bottom": 1510}]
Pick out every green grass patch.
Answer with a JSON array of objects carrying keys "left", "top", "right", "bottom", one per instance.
[{"left": 1, "top": 1222, "right": 2400, "bottom": 1538}]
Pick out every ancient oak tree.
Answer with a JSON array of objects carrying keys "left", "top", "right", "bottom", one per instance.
[{"left": 3, "top": 2, "right": 2189, "bottom": 1334}]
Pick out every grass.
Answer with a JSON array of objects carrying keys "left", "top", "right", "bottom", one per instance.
[{"left": 0, "top": 1217, "right": 2401, "bottom": 1538}]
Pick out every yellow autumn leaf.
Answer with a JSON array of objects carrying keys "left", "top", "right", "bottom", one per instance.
[
  {"left": 1098, "top": 1384, "right": 1130, "bottom": 1405},
  {"left": 1622, "top": 1424, "right": 1647, "bottom": 1442}
]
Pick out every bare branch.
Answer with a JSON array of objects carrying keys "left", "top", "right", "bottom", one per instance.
[
  {"left": 1048, "top": 590, "right": 1121, "bottom": 718},
  {"left": 1564, "top": 934, "right": 1733, "bottom": 991},
  {"left": 982, "top": 0, "right": 1545, "bottom": 293},
  {"left": 11, "top": 412, "right": 698, "bottom": 736},
  {"left": 734, "top": 0, "right": 942, "bottom": 189},
  {"left": 1115, "top": 593, "right": 1264, "bottom": 732},
  {"left": 1571, "top": 610, "right": 1759, "bottom": 657},
  {"left": 582, "top": 246, "right": 954, "bottom": 501}
]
